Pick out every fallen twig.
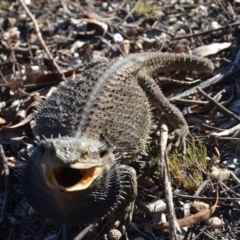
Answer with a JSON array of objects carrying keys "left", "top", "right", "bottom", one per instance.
[
  {"left": 159, "top": 120, "right": 180, "bottom": 237},
  {"left": 173, "top": 21, "right": 240, "bottom": 40},
  {"left": 196, "top": 87, "right": 240, "bottom": 123},
  {"left": 172, "top": 73, "right": 224, "bottom": 99},
  {"left": 73, "top": 224, "right": 94, "bottom": 240},
  {"left": 19, "top": 0, "right": 66, "bottom": 81}
]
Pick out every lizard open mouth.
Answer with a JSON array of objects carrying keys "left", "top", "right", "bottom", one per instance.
[{"left": 41, "top": 163, "right": 103, "bottom": 191}]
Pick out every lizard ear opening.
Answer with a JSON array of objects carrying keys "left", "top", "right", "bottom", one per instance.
[{"left": 100, "top": 150, "right": 108, "bottom": 158}]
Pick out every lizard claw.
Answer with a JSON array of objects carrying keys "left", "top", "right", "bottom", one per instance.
[
  {"left": 110, "top": 201, "right": 134, "bottom": 233},
  {"left": 168, "top": 127, "right": 192, "bottom": 154}
]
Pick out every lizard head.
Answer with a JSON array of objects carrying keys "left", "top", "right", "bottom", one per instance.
[
  {"left": 38, "top": 137, "right": 108, "bottom": 191},
  {"left": 22, "top": 136, "right": 124, "bottom": 224}
]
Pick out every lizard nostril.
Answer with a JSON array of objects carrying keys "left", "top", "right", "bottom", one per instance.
[{"left": 100, "top": 150, "right": 107, "bottom": 158}]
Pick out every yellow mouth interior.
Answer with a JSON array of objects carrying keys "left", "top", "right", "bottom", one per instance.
[{"left": 41, "top": 163, "right": 103, "bottom": 191}]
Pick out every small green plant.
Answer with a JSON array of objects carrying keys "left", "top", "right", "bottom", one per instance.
[
  {"left": 135, "top": 0, "right": 158, "bottom": 18},
  {"left": 0, "top": 0, "right": 11, "bottom": 10},
  {"left": 168, "top": 141, "right": 208, "bottom": 193}
]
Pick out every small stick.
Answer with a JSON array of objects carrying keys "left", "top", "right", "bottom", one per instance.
[
  {"left": 19, "top": 0, "right": 66, "bottom": 81},
  {"left": 196, "top": 87, "right": 240, "bottom": 123},
  {"left": 173, "top": 21, "right": 240, "bottom": 40},
  {"left": 74, "top": 224, "right": 94, "bottom": 240},
  {"left": 172, "top": 73, "right": 224, "bottom": 99},
  {"left": 159, "top": 120, "right": 181, "bottom": 236}
]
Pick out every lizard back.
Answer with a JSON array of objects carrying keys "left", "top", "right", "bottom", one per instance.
[{"left": 34, "top": 60, "right": 152, "bottom": 163}]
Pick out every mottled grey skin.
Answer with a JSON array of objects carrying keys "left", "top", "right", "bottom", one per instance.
[{"left": 22, "top": 52, "right": 214, "bottom": 229}]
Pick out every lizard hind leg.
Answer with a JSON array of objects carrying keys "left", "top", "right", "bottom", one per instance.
[{"left": 138, "top": 75, "right": 191, "bottom": 150}]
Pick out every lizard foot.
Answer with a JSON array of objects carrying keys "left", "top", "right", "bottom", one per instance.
[{"left": 167, "top": 127, "right": 193, "bottom": 154}]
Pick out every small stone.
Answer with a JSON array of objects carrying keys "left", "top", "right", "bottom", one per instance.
[
  {"left": 108, "top": 229, "right": 122, "bottom": 240},
  {"left": 191, "top": 201, "right": 210, "bottom": 213},
  {"left": 210, "top": 167, "right": 231, "bottom": 181},
  {"left": 195, "top": 5, "right": 208, "bottom": 17},
  {"left": 168, "top": 17, "right": 177, "bottom": 24},
  {"left": 208, "top": 21, "right": 221, "bottom": 30},
  {"left": 177, "top": 29, "right": 186, "bottom": 35},
  {"left": 206, "top": 217, "right": 224, "bottom": 228},
  {"left": 19, "top": 13, "right": 28, "bottom": 21},
  {"left": 102, "top": 2, "right": 108, "bottom": 9},
  {"left": 30, "top": 65, "right": 40, "bottom": 73},
  {"left": 147, "top": 199, "right": 166, "bottom": 212},
  {"left": 114, "top": 33, "right": 123, "bottom": 43}
]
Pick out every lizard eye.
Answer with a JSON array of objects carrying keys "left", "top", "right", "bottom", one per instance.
[{"left": 81, "top": 147, "right": 90, "bottom": 159}]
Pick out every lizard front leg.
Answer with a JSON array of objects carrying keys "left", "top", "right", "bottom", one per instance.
[
  {"left": 138, "top": 75, "right": 190, "bottom": 149},
  {"left": 109, "top": 165, "right": 137, "bottom": 233}
]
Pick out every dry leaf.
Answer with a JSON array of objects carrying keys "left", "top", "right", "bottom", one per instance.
[
  {"left": 26, "top": 93, "right": 42, "bottom": 114},
  {"left": 120, "top": 40, "right": 131, "bottom": 54},
  {"left": 14, "top": 109, "right": 26, "bottom": 123},
  {"left": 0, "top": 117, "right": 6, "bottom": 125},
  {"left": 83, "top": 18, "right": 108, "bottom": 35},
  {"left": 7, "top": 113, "right": 34, "bottom": 129},
  {"left": 192, "top": 42, "right": 231, "bottom": 57},
  {"left": 35, "top": 70, "right": 82, "bottom": 84}
]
